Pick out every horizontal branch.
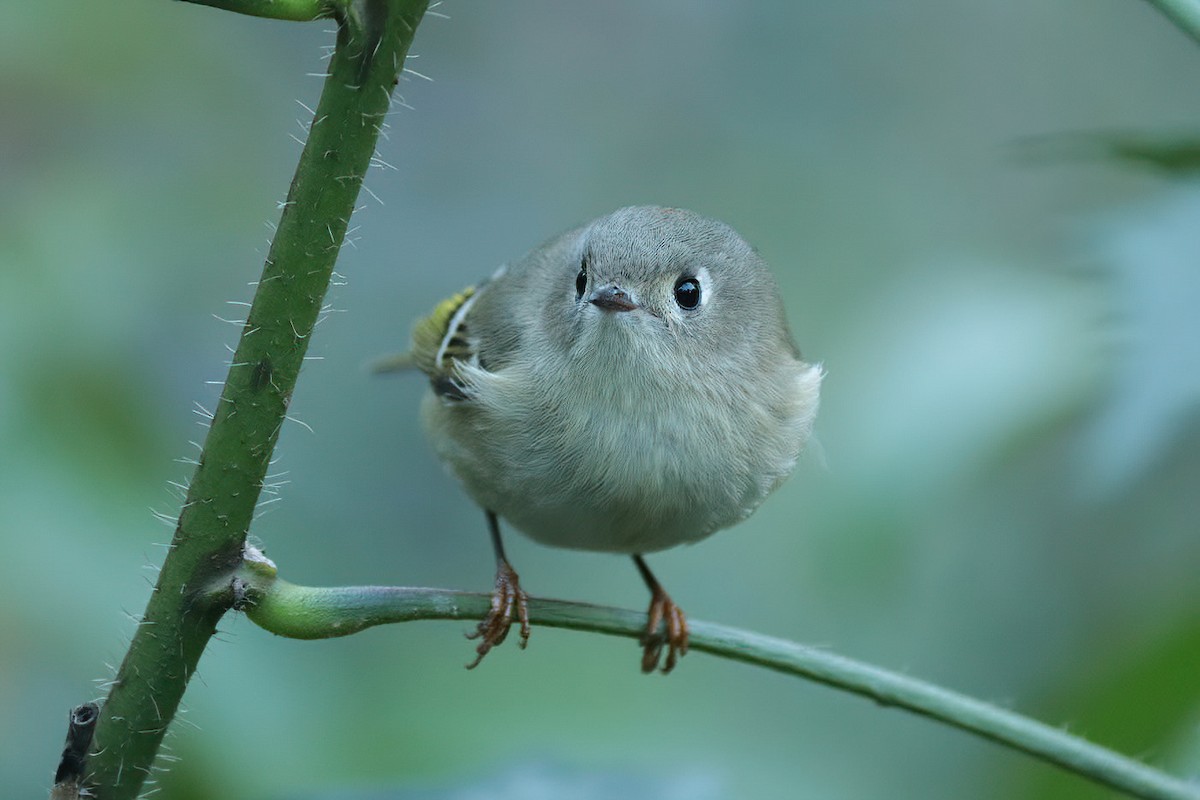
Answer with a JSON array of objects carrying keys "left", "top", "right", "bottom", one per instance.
[{"left": 228, "top": 550, "right": 1199, "bottom": 800}]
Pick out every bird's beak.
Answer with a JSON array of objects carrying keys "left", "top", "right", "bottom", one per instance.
[{"left": 588, "top": 285, "right": 639, "bottom": 312}]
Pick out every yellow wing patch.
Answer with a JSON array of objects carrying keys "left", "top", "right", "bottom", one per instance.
[{"left": 409, "top": 285, "right": 477, "bottom": 391}]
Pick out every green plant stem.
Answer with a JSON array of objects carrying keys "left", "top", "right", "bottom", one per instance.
[
  {"left": 181, "top": 0, "right": 331, "bottom": 21},
  {"left": 1144, "top": 0, "right": 1200, "bottom": 44},
  {"left": 229, "top": 554, "right": 1200, "bottom": 800},
  {"left": 83, "top": 2, "right": 428, "bottom": 798}
]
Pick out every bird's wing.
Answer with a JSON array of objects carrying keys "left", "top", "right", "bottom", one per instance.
[{"left": 402, "top": 284, "right": 480, "bottom": 399}]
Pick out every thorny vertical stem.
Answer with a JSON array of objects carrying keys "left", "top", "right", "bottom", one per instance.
[{"left": 82, "top": 2, "right": 429, "bottom": 797}]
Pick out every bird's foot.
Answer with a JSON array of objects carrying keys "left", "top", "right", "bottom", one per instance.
[
  {"left": 640, "top": 586, "right": 689, "bottom": 674},
  {"left": 465, "top": 559, "right": 530, "bottom": 669}
]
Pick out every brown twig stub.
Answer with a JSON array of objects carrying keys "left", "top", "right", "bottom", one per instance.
[{"left": 52, "top": 702, "right": 100, "bottom": 792}]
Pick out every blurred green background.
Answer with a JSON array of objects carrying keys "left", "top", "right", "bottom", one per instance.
[{"left": 3, "top": 1, "right": 1199, "bottom": 798}]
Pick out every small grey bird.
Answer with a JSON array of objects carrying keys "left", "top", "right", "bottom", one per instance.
[{"left": 386, "top": 206, "right": 821, "bottom": 672}]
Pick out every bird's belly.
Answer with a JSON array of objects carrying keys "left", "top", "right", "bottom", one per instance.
[
  {"left": 426, "top": 388, "right": 764, "bottom": 554},
  {"left": 512, "top": 504, "right": 706, "bottom": 553},
  {"left": 496, "top": 461, "right": 720, "bottom": 554}
]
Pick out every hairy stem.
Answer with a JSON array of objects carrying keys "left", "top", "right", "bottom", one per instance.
[
  {"left": 228, "top": 552, "right": 1200, "bottom": 800},
  {"left": 82, "top": 2, "right": 428, "bottom": 797}
]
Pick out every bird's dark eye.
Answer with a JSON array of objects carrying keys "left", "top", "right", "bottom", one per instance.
[
  {"left": 575, "top": 257, "right": 588, "bottom": 300},
  {"left": 674, "top": 276, "right": 701, "bottom": 309}
]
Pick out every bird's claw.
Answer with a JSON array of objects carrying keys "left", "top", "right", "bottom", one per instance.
[
  {"left": 640, "top": 586, "right": 688, "bottom": 674},
  {"left": 465, "top": 559, "right": 530, "bottom": 669}
]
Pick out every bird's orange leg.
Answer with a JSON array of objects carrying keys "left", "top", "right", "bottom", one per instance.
[
  {"left": 633, "top": 554, "right": 689, "bottom": 674},
  {"left": 465, "top": 512, "right": 530, "bottom": 669}
]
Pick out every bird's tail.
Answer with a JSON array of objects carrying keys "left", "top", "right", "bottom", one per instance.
[{"left": 368, "top": 351, "right": 418, "bottom": 374}]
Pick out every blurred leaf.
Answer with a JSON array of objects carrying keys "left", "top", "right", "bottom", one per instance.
[
  {"left": 1016, "top": 132, "right": 1200, "bottom": 176},
  {"left": 17, "top": 356, "right": 168, "bottom": 489},
  {"left": 1021, "top": 610, "right": 1200, "bottom": 800},
  {"left": 1078, "top": 187, "right": 1200, "bottom": 493}
]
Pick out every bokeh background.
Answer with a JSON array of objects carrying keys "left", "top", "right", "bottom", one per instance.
[{"left": 3, "top": 1, "right": 1199, "bottom": 798}]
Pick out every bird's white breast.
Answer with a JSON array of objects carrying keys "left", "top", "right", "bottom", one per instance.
[{"left": 423, "top": 344, "right": 820, "bottom": 554}]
